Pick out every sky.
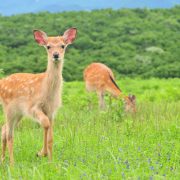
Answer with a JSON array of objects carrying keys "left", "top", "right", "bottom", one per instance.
[{"left": 0, "top": 0, "right": 180, "bottom": 16}]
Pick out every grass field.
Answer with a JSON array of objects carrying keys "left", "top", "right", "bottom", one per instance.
[{"left": 0, "top": 78, "right": 180, "bottom": 179}]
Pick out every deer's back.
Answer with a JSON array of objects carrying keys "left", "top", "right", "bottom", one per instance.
[
  {"left": 84, "top": 63, "right": 115, "bottom": 92},
  {"left": 0, "top": 73, "right": 45, "bottom": 106}
]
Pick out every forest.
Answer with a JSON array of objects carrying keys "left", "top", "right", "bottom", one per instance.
[{"left": 0, "top": 6, "right": 180, "bottom": 81}]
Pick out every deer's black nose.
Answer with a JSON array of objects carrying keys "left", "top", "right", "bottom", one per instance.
[{"left": 53, "top": 53, "right": 59, "bottom": 59}]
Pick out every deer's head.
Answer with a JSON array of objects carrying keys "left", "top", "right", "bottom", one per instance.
[
  {"left": 33, "top": 28, "right": 77, "bottom": 63},
  {"left": 125, "top": 94, "right": 136, "bottom": 113}
]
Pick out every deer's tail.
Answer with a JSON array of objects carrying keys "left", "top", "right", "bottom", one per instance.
[{"left": 109, "top": 73, "right": 122, "bottom": 92}]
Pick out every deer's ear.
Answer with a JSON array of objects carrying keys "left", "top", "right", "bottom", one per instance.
[
  {"left": 63, "top": 28, "right": 77, "bottom": 45},
  {"left": 33, "top": 30, "right": 47, "bottom": 46},
  {"left": 132, "top": 95, "right": 136, "bottom": 100},
  {"left": 128, "top": 94, "right": 136, "bottom": 101}
]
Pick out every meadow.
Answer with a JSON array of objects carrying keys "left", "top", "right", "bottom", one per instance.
[{"left": 0, "top": 78, "right": 179, "bottom": 179}]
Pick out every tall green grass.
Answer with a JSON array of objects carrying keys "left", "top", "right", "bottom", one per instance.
[{"left": 0, "top": 78, "right": 179, "bottom": 179}]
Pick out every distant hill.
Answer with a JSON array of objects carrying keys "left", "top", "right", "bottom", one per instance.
[
  {"left": 0, "top": 0, "right": 180, "bottom": 16},
  {"left": 0, "top": 7, "right": 180, "bottom": 80}
]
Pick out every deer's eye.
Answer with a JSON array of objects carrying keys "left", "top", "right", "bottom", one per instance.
[
  {"left": 47, "top": 46, "right": 51, "bottom": 49},
  {"left": 61, "top": 45, "right": 65, "bottom": 49}
]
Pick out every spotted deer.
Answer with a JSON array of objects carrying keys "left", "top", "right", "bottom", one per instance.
[
  {"left": 0, "top": 28, "right": 77, "bottom": 165},
  {"left": 84, "top": 63, "right": 136, "bottom": 112}
]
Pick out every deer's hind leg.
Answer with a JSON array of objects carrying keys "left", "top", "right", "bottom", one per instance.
[
  {"left": 1, "top": 106, "right": 22, "bottom": 165},
  {"left": 1, "top": 124, "right": 7, "bottom": 163},
  {"left": 97, "top": 91, "right": 105, "bottom": 110}
]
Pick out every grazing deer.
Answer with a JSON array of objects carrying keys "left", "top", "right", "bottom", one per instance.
[
  {"left": 83, "top": 63, "right": 136, "bottom": 112},
  {"left": 0, "top": 28, "right": 77, "bottom": 165}
]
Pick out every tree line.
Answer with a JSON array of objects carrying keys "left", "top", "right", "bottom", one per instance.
[{"left": 0, "top": 6, "right": 179, "bottom": 81}]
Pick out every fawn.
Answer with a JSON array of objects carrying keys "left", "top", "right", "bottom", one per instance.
[
  {"left": 0, "top": 28, "right": 77, "bottom": 165},
  {"left": 83, "top": 63, "right": 136, "bottom": 112}
]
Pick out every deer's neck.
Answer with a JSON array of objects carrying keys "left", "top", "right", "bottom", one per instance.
[
  {"left": 116, "top": 89, "right": 129, "bottom": 102},
  {"left": 42, "top": 59, "right": 63, "bottom": 100},
  {"left": 110, "top": 87, "right": 123, "bottom": 98}
]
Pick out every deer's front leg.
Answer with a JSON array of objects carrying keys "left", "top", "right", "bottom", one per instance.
[
  {"left": 32, "top": 109, "right": 50, "bottom": 157},
  {"left": 37, "top": 128, "right": 48, "bottom": 157},
  {"left": 47, "top": 121, "right": 53, "bottom": 161}
]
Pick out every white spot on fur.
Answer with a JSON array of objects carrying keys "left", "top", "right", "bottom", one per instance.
[
  {"left": 24, "top": 87, "right": 29, "bottom": 93},
  {"left": 29, "top": 80, "right": 34, "bottom": 84}
]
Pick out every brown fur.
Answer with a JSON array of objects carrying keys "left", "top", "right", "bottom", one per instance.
[
  {"left": 84, "top": 63, "right": 136, "bottom": 111},
  {"left": 0, "top": 28, "right": 77, "bottom": 165}
]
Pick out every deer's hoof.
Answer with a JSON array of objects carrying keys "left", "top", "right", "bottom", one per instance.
[
  {"left": 1, "top": 156, "right": 5, "bottom": 164},
  {"left": 36, "top": 150, "right": 48, "bottom": 157}
]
